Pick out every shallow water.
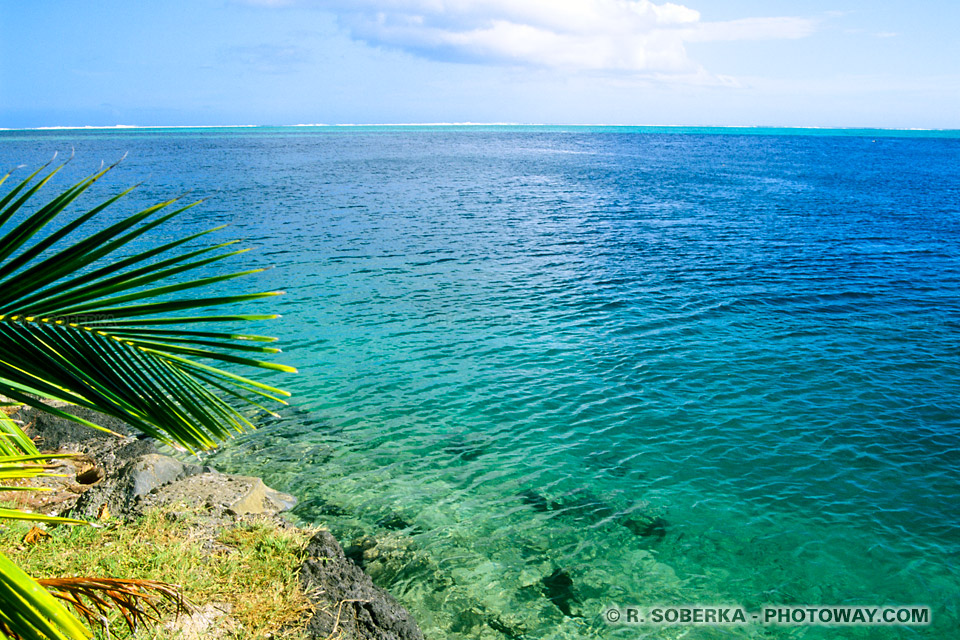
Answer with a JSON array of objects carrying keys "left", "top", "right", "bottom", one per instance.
[{"left": 3, "top": 126, "right": 959, "bottom": 639}]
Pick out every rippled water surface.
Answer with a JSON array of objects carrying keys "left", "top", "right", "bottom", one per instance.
[{"left": 3, "top": 126, "right": 960, "bottom": 639}]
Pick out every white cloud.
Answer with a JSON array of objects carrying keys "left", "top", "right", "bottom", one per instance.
[{"left": 246, "top": 0, "right": 817, "bottom": 75}]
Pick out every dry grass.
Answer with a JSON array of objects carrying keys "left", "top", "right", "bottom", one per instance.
[{"left": 0, "top": 503, "right": 317, "bottom": 639}]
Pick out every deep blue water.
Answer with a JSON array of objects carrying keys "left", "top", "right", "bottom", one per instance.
[{"left": 3, "top": 126, "right": 959, "bottom": 639}]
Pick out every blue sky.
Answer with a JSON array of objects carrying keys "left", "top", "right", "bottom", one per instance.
[{"left": 1, "top": 0, "right": 957, "bottom": 128}]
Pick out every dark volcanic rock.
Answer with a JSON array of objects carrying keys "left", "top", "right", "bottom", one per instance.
[
  {"left": 112, "top": 438, "right": 162, "bottom": 467},
  {"left": 301, "top": 530, "right": 424, "bottom": 640},
  {"left": 25, "top": 405, "right": 135, "bottom": 452},
  {"left": 73, "top": 453, "right": 192, "bottom": 519},
  {"left": 126, "top": 454, "right": 187, "bottom": 499},
  {"left": 20, "top": 404, "right": 161, "bottom": 479}
]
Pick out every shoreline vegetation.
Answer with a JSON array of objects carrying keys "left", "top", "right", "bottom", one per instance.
[
  {"left": 0, "top": 156, "right": 294, "bottom": 639},
  {"left": 0, "top": 161, "right": 420, "bottom": 640},
  {"left": 1, "top": 401, "right": 424, "bottom": 640}
]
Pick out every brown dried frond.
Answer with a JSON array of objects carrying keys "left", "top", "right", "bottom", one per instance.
[{"left": 37, "top": 576, "right": 193, "bottom": 635}]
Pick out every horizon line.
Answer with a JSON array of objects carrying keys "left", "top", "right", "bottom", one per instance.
[{"left": 1, "top": 123, "right": 958, "bottom": 132}]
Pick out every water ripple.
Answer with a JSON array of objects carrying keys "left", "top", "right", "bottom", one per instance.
[{"left": 4, "top": 129, "right": 958, "bottom": 639}]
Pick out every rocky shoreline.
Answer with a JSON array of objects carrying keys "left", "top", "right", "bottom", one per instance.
[{"left": 5, "top": 403, "right": 425, "bottom": 640}]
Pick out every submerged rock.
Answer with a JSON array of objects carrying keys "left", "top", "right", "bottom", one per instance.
[
  {"left": 620, "top": 515, "right": 668, "bottom": 541},
  {"left": 344, "top": 535, "right": 380, "bottom": 569},
  {"left": 550, "top": 493, "right": 616, "bottom": 521},
  {"left": 518, "top": 489, "right": 556, "bottom": 513},
  {"left": 344, "top": 543, "right": 367, "bottom": 568},
  {"left": 377, "top": 513, "right": 412, "bottom": 531},
  {"left": 351, "top": 532, "right": 443, "bottom": 590},
  {"left": 518, "top": 488, "right": 617, "bottom": 521},
  {"left": 541, "top": 568, "right": 580, "bottom": 617},
  {"left": 441, "top": 440, "right": 487, "bottom": 462},
  {"left": 293, "top": 496, "right": 349, "bottom": 519},
  {"left": 487, "top": 615, "right": 526, "bottom": 639},
  {"left": 520, "top": 486, "right": 669, "bottom": 546}
]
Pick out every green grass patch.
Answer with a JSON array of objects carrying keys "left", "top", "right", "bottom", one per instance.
[{"left": 0, "top": 504, "right": 316, "bottom": 639}]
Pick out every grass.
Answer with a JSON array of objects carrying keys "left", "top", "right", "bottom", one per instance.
[{"left": 0, "top": 503, "right": 317, "bottom": 639}]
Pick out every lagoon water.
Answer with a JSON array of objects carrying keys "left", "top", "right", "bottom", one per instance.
[{"left": 3, "top": 126, "right": 960, "bottom": 638}]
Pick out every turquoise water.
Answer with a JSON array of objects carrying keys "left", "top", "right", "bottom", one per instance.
[{"left": 3, "top": 127, "right": 959, "bottom": 638}]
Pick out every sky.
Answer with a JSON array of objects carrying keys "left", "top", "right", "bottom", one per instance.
[{"left": 1, "top": 0, "right": 958, "bottom": 129}]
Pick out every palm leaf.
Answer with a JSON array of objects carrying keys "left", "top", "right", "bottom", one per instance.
[
  {"left": 0, "top": 159, "right": 297, "bottom": 640},
  {"left": 0, "top": 451, "right": 91, "bottom": 640},
  {"left": 0, "top": 406, "right": 38, "bottom": 457},
  {"left": 0, "top": 162, "right": 295, "bottom": 453},
  {"left": 0, "top": 552, "right": 90, "bottom": 640},
  {"left": 0, "top": 451, "right": 86, "bottom": 524}
]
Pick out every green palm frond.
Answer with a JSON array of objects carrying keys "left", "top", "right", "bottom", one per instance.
[
  {"left": 0, "top": 551, "right": 90, "bottom": 640},
  {"left": 0, "top": 452, "right": 86, "bottom": 526},
  {"left": 0, "top": 406, "right": 38, "bottom": 457},
  {"left": 0, "top": 448, "right": 90, "bottom": 640},
  {"left": 0, "top": 158, "right": 297, "bottom": 640},
  {"left": 0, "top": 160, "right": 296, "bottom": 453}
]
